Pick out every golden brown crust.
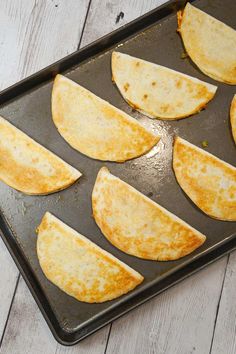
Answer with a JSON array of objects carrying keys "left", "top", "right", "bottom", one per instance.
[
  {"left": 37, "top": 212, "right": 143, "bottom": 303},
  {"left": 173, "top": 137, "right": 236, "bottom": 221},
  {"left": 92, "top": 167, "right": 206, "bottom": 261},
  {"left": 0, "top": 116, "right": 81, "bottom": 195},
  {"left": 230, "top": 94, "right": 236, "bottom": 144},
  {"left": 111, "top": 52, "right": 217, "bottom": 120},
  {"left": 177, "top": 9, "right": 183, "bottom": 32},
  {"left": 178, "top": 3, "right": 236, "bottom": 85},
  {"left": 52, "top": 74, "right": 159, "bottom": 162}
]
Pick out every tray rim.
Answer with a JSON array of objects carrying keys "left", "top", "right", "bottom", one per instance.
[{"left": 0, "top": 0, "right": 235, "bottom": 345}]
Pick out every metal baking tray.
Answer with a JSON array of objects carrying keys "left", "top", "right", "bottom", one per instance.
[{"left": 0, "top": 0, "right": 235, "bottom": 345}]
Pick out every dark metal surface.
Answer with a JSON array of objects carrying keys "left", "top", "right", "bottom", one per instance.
[{"left": 0, "top": 0, "right": 235, "bottom": 345}]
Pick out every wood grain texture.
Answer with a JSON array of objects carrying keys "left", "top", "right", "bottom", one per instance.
[
  {"left": 0, "top": 278, "right": 110, "bottom": 354},
  {"left": 0, "top": 0, "right": 89, "bottom": 90},
  {"left": 0, "top": 236, "right": 18, "bottom": 340},
  {"left": 106, "top": 258, "right": 227, "bottom": 354},
  {"left": 0, "top": 278, "right": 56, "bottom": 354},
  {"left": 81, "top": 0, "right": 167, "bottom": 46},
  {"left": 211, "top": 251, "right": 236, "bottom": 354},
  {"left": 0, "top": 0, "right": 90, "bottom": 350}
]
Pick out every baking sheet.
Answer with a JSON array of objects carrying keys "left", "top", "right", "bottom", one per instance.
[{"left": 0, "top": 0, "right": 235, "bottom": 345}]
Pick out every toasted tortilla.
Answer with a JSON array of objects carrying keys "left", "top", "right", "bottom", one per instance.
[
  {"left": 37, "top": 212, "right": 143, "bottom": 303},
  {"left": 173, "top": 137, "right": 236, "bottom": 221},
  {"left": 177, "top": 3, "right": 236, "bottom": 84},
  {"left": 92, "top": 167, "right": 206, "bottom": 261},
  {"left": 52, "top": 74, "right": 159, "bottom": 162},
  {"left": 230, "top": 94, "right": 236, "bottom": 144},
  {"left": 0, "top": 116, "right": 81, "bottom": 195},
  {"left": 111, "top": 52, "right": 217, "bottom": 120}
]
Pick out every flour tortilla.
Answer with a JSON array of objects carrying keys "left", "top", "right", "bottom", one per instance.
[
  {"left": 173, "top": 137, "right": 236, "bottom": 221},
  {"left": 37, "top": 212, "right": 143, "bottom": 303},
  {"left": 111, "top": 52, "right": 217, "bottom": 119},
  {"left": 52, "top": 74, "right": 159, "bottom": 162},
  {"left": 0, "top": 116, "right": 81, "bottom": 195},
  {"left": 92, "top": 167, "right": 206, "bottom": 261},
  {"left": 177, "top": 3, "right": 236, "bottom": 84},
  {"left": 230, "top": 94, "right": 236, "bottom": 144}
]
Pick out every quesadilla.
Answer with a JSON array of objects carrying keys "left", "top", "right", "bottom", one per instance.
[
  {"left": 173, "top": 137, "right": 236, "bottom": 221},
  {"left": 52, "top": 74, "right": 159, "bottom": 162},
  {"left": 37, "top": 212, "right": 143, "bottom": 303},
  {"left": 230, "top": 94, "right": 236, "bottom": 144},
  {"left": 177, "top": 3, "right": 236, "bottom": 84},
  {"left": 92, "top": 167, "right": 206, "bottom": 261},
  {"left": 111, "top": 52, "right": 217, "bottom": 119},
  {"left": 0, "top": 116, "right": 81, "bottom": 195}
]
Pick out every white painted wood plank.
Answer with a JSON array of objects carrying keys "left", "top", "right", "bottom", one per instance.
[
  {"left": 0, "top": 0, "right": 89, "bottom": 90},
  {"left": 0, "top": 236, "right": 18, "bottom": 339},
  {"left": 0, "top": 0, "right": 35, "bottom": 90},
  {"left": 106, "top": 258, "right": 227, "bottom": 354},
  {"left": 81, "top": 0, "right": 167, "bottom": 46},
  {"left": 0, "top": 0, "right": 40, "bottom": 342},
  {"left": 211, "top": 251, "right": 236, "bottom": 354},
  {"left": 0, "top": 279, "right": 110, "bottom": 354},
  {"left": 0, "top": 278, "right": 56, "bottom": 354},
  {"left": 0, "top": 277, "right": 109, "bottom": 354},
  {"left": 0, "top": 0, "right": 91, "bottom": 350}
]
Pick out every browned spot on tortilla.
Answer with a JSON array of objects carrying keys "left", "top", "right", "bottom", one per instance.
[
  {"left": 136, "top": 62, "right": 140, "bottom": 67},
  {"left": 143, "top": 94, "right": 148, "bottom": 99},
  {"left": 177, "top": 10, "right": 183, "bottom": 32},
  {"left": 126, "top": 99, "right": 140, "bottom": 110},
  {"left": 151, "top": 81, "right": 156, "bottom": 86},
  {"left": 124, "top": 83, "right": 130, "bottom": 92},
  {"left": 160, "top": 104, "right": 170, "bottom": 113},
  {"left": 193, "top": 84, "right": 212, "bottom": 101},
  {"left": 175, "top": 80, "right": 182, "bottom": 88}
]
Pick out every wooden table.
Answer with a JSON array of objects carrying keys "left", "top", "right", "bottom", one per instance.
[{"left": 0, "top": 1, "right": 235, "bottom": 353}]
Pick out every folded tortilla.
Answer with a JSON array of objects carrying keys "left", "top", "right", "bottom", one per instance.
[
  {"left": 111, "top": 52, "right": 217, "bottom": 119},
  {"left": 0, "top": 116, "right": 81, "bottom": 195},
  {"left": 52, "top": 74, "right": 159, "bottom": 162},
  {"left": 37, "top": 212, "right": 143, "bottom": 303},
  {"left": 92, "top": 167, "right": 206, "bottom": 261},
  {"left": 177, "top": 3, "right": 236, "bottom": 84},
  {"left": 173, "top": 137, "right": 236, "bottom": 221}
]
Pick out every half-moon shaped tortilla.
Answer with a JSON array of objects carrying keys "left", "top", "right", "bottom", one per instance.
[
  {"left": 111, "top": 52, "right": 217, "bottom": 119},
  {"left": 230, "top": 94, "right": 236, "bottom": 144},
  {"left": 52, "top": 74, "right": 159, "bottom": 162},
  {"left": 177, "top": 3, "right": 236, "bottom": 84},
  {"left": 37, "top": 212, "right": 143, "bottom": 303},
  {"left": 173, "top": 137, "right": 236, "bottom": 221},
  {"left": 0, "top": 116, "right": 81, "bottom": 195},
  {"left": 92, "top": 167, "right": 206, "bottom": 261}
]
